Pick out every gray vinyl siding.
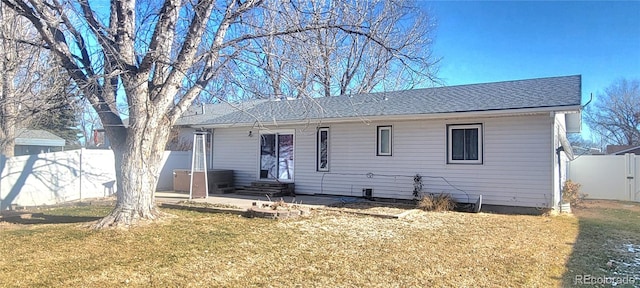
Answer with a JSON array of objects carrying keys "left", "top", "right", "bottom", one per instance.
[
  {"left": 211, "top": 128, "right": 258, "bottom": 187},
  {"left": 211, "top": 113, "right": 555, "bottom": 208}
]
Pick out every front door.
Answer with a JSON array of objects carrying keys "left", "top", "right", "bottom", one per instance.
[{"left": 260, "top": 133, "right": 294, "bottom": 181}]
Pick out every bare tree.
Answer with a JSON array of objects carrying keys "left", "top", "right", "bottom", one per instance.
[
  {"left": 567, "top": 133, "right": 605, "bottom": 155},
  {"left": 0, "top": 3, "right": 73, "bottom": 156},
  {"left": 215, "top": 0, "right": 438, "bottom": 100},
  {"left": 585, "top": 78, "right": 640, "bottom": 146},
  {"left": 2, "top": 0, "right": 435, "bottom": 228},
  {"left": 76, "top": 97, "right": 101, "bottom": 147}
]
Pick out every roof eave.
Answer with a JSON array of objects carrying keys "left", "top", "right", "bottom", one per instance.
[
  {"left": 15, "top": 139, "right": 66, "bottom": 146},
  {"left": 192, "top": 105, "right": 582, "bottom": 129}
]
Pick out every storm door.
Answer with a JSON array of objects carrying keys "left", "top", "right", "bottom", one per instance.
[{"left": 259, "top": 133, "right": 294, "bottom": 181}]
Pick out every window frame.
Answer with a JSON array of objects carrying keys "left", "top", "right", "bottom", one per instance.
[
  {"left": 377, "top": 125, "right": 393, "bottom": 156},
  {"left": 447, "top": 123, "right": 483, "bottom": 164},
  {"left": 316, "top": 127, "right": 330, "bottom": 172}
]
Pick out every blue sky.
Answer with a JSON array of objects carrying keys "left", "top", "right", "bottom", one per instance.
[{"left": 422, "top": 1, "right": 640, "bottom": 108}]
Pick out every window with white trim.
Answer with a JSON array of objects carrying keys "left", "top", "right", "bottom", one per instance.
[
  {"left": 447, "top": 124, "right": 483, "bottom": 164},
  {"left": 317, "top": 127, "right": 329, "bottom": 171},
  {"left": 377, "top": 126, "right": 392, "bottom": 156}
]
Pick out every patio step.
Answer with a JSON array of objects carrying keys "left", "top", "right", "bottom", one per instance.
[
  {"left": 235, "top": 189, "right": 286, "bottom": 198},
  {"left": 235, "top": 182, "right": 295, "bottom": 197}
]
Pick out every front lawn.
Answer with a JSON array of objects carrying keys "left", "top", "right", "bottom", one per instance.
[{"left": 0, "top": 201, "right": 632, "bottom": 287}]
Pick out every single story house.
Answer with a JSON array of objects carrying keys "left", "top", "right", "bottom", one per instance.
[
  {"left": 176, "top": 75, "right": 582, "bottom": 210},
  {"left": 14, "top": 129, "right": 66, "bottom": 156}
]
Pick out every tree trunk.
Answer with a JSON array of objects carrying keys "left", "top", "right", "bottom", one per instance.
[
  {"left": 91, "top": 115, "right": 172, "bottom": 228},
  {"left": 0, "top": 61, "right": 16, "bottom": 157},
  {"left": 0, "top": 129, "right": 15, "bottom": 157}
]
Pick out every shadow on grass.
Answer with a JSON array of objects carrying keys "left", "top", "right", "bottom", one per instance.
[
  {"left": 1, "top": 211, "right": 103, "bottom": 225},
  {"left": 562, "top": 202, "right": 640, "bottom": 287}
]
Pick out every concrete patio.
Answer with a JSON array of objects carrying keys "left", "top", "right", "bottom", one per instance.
[{"left": 155, "top": 191, "right": 352, "bottom": 210}]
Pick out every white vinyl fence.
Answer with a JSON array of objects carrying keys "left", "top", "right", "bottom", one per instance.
[
  {"left": 0, "top": 149, "right": 190, "bottom": 209},
  {"left": 567, "top": 153, "right": 639, "bottom": 202},
  {"left": 157, "top": 151, "right": 191, "bottom": 191}
]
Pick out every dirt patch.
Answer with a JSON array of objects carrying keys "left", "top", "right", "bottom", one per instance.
[
  {"left": 327, "top": 201, "right": 415, "bottom": 216},
  {"left": 176, "top": 200, "right": 242, "bottom": 210},
  {"left": 573, "top": 199, "right": 640, "bottom": 226},
  {"left": 577, "top": 199, "right": 640, "bottom": 212}
]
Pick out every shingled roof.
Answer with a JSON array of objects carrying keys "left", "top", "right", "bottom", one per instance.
[
  {"left": 15, "top": 129, "right": 66, "bottom": 147},
  {"left": 174, "top": 99, "right": 267, "bottom": 126},
  {"left": 182, "top": 75, "right": 581, "bottom": 127}
]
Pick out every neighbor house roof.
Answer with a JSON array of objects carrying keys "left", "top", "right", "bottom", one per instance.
[
  {"left": 15, "top": 129, "right": 66, "bottom": 147},
  {"left": 180, "top": 75, "right": 582, "bottom": 127},
  {"left": 175, "top": 99, "right": 268, "bottom": 126},
  {"left": 606, "top": 145, "right": 640, "bottom": 155}
]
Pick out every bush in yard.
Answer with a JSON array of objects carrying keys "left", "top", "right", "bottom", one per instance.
[
  {"left": 418, "top": 193, "right": 456, "bottom": 212},
  {"left": 562, "top": 180, "right": 587, "bottom": 207}
]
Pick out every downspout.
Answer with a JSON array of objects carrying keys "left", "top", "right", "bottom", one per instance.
[
  {"left": 208, "top": 128, "right": 214, "bottom": 170},
  {"left": 556, "top": 146, "right": 564, "bottom": 209}
]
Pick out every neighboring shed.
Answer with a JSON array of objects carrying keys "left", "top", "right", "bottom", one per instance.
[
  {"left": 14, "top": 129, "right": 66, "bottom": 156},
  {"left": 178, "top": 75, "right": 583, "bottom": 210}
]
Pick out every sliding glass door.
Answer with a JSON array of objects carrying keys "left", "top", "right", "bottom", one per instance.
[{"left": 260, "top": 133, "right": 294, "bottom": 180}]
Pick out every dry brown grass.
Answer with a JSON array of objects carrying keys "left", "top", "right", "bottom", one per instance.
[
  {"left": 417, "top": 193, "right": 456, "bottom": 211},
  {"left": 0, "top": 203, "right": 585, "bottom": 287},
  {"left": 329, "top": 201, "right": 414, "bottom": 215}
]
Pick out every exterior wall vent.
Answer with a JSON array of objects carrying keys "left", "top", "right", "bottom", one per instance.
[{"left": 362, "top": 188, "right": 373, "bottom": 199}]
